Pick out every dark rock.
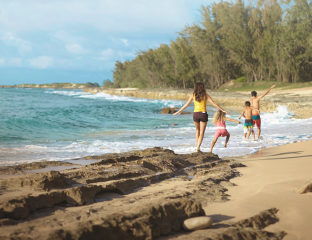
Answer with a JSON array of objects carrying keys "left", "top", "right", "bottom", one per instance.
[
  {"left": 160, "top": 107, "right": 191, "bottom": 115},
  {"left": 160, "top": 107, "right": 178, "bottom": 114}
]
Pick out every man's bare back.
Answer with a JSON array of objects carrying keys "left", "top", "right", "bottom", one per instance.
[
  {"left": 249, "top": 85, "right": 275, "bottom": 114},
  {"left": 249, "top": 85, "right": 275, "bottom": 139}
]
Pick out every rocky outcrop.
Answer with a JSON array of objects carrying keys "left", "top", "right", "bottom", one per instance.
[
  {"left": 298, "top": 180, "right": 312, "bottom": 194},
  {"left": 161, "top": 208, "right": 286, "bottom": 240},
  {"left": 160, "top": 107, "right": 191, "bottom": 115},
  {"left": 232, "top": 208, "right": 279, "bottom": 230},
  {"left": 0, "top": 161, "right": 78, "bottom": 175},
  {"left": 1, "top": 171, "right": 70, "bottom": 190},
  {"left": 0, "top": 148, "right": 285, "bottom": 240},
  {"left": 47, "top": 199, "right": 205, "bottom": 240}
]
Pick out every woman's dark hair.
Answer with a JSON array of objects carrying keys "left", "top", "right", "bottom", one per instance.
[
  {"left": 251, "top": 91, "right": 257, "bottom": 97},
  {"left": 194, "top": 82, "right": 206, "bottom": 102}
]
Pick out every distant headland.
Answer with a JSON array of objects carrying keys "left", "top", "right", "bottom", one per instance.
[{"left": 0, "top": 82, "right": 99, "bottom": 89}]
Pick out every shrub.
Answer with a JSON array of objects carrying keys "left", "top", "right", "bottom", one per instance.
[
  {"left": 235, "top": 76, "right": 247, "bottom": 82},
  {"left": 103, "top": 79, "right": 113, "bottom": 88}
]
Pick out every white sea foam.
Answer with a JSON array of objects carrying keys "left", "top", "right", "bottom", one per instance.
[
  {"left": 45, "top": 90, "right": 90, "bottom": 97},
  {"left": 45, "top": 90, "right": 184, "bottom": 107}
]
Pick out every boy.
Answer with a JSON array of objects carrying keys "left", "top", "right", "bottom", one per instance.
[{"left": 238, "top": 101, "right": 259, "bottom": 141}]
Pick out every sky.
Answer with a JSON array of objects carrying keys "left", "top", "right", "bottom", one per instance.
[{"left": 0, "top": 0, "right": 220, "bottom": 86}]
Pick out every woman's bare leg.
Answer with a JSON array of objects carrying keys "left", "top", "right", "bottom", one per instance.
[
  {"left": 210, "top": 137, "right": 218, "bottom": 152},
  {"left": 225, "top": 133, "right": 230, "bottom": 148},
  {"left": 197, "top": 121, "right": 208, "bottom": 152},
  {"left": 194, "top": 122, "right": 200, "bottom": 150}
]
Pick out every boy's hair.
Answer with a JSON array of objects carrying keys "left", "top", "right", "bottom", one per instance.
[
  {"left": 245, "top": 101, "right": 251, "bottom": 107},
  {"left": 212, "top": 110, "right": 226, "bottom": 125},
  {"left": 251, "top": 91, "right": 257, "bottom": 97}
]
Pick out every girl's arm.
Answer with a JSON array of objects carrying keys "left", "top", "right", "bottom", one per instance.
[
  {"left": 173, "top": 94, "right": 193, "bottom": 115},
  {"left": 225, "top": 117, "right": 241, "bottom": 124},
  {"left": 206, "top": 94, "right": 230, "bottom": 114},
  {"left": 238, "top": 108, "right": 245, "bottom": 119}
]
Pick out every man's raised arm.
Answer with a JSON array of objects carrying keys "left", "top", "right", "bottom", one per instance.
[{"left": 259, "top": 85, "right": 275, "bottom": 99}]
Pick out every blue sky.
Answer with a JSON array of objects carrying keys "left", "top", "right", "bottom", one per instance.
[{"left": 0, "top": 0, "right": 219, "bottom": 86}]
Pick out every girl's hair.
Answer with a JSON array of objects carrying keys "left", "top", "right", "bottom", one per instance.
[
  {"left": 212, "top": 110, "right": 226, "bottom": 125},
  {"left": 194, "top": 82, "right": 206, "bottom": 102}
]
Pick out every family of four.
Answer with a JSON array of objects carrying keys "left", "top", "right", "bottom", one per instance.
[{"left": 173, "top": 82, "right": 275, "bottom": 153}]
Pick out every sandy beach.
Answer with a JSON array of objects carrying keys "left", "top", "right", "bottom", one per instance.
[{"left": 203, "top": 140, "right": 312, "bottom": 240}]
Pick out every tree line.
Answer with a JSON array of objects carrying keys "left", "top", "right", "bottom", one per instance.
[{"left": 110, "top": 0, "right": 312, "bottom": 89}]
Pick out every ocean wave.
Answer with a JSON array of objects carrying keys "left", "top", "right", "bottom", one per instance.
[{"left": 45, "top": 90, "right": 184, "bottom": 107}]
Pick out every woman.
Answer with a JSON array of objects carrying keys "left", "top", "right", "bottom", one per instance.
[{"left": 173, "top": 83, "right": 229, "bottom": 152}]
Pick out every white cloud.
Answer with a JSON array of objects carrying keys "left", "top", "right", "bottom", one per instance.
[
  {"left": 94, "top": 48, "right": 114, "bottom": 61},
  {"left": 10, "top": 58, "right": 22, "bottom": 66},
  {"left": 0, "top": 59, "right": 5, "bottom": 65},
  {"left": 0, "top": 32, "right": 32, "bottom": 54},
  {"left": 29, "top": 56, "right": 54, "bottom": 68},
  {"left": 66, "top": 43, "right": 89, "bottom": 54},
  {"left": 121, "top": 39, "right": 128, "bottom": 46}
]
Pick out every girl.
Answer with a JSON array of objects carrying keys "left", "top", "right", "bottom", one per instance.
[
  {"left": 210, "top": 110, "right": 240, "bottom": 153},
  {"left": 173, "top": 82, "right": 229, "bottom": 152}
]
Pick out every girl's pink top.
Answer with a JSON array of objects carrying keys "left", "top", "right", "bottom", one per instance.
[{"left": 216, "top": 121, "right": 226, "bottom": 128}]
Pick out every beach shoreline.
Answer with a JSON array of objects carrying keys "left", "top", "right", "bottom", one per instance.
[{"left": 84, "top": 87, "right": 312, "bottom": 119}]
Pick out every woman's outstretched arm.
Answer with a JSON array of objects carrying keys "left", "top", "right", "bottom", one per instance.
[
  {"left": 173, "top": 94, "right": 193, "bottom": 115},
  {"left": 206, "top": 94, "right": 230, "bottom": 114}
]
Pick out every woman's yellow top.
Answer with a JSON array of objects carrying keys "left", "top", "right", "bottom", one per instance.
[{"left": 194, "top": 94, "right": 207, "bottom": 112}]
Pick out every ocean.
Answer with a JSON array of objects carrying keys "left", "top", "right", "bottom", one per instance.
[{"left": 1, "top": 88, "right": 312, "bottom": 166}]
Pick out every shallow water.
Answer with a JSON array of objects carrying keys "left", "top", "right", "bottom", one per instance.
[{"left": 1, "top": 88, "right": 312, "bottom": 166}]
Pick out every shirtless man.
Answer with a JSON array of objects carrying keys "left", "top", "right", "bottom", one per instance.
[{"left": 249, "top": 85, "right": 275, "bottom": 139}]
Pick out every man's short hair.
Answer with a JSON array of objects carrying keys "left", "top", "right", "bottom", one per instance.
[
  {"left": 245, "top": 101, "right": 251, "bottom": 107},
  {"left": 251, "top": 91, "right": 257, "bottom": 97}
]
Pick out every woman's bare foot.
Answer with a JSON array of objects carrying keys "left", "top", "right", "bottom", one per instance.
[{"left": 196, "top": 149, "right": 202, "bottom": 153}]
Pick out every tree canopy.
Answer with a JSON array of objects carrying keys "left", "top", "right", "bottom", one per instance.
[{"left": 112, "top": 0, "right": 312, "bottom": 89}]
